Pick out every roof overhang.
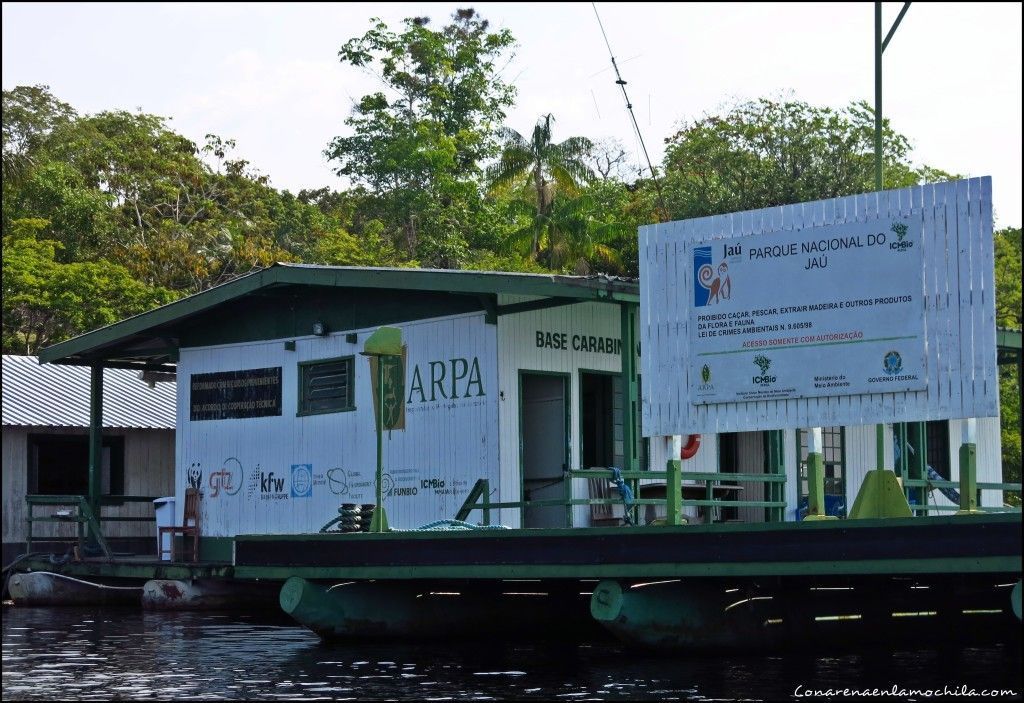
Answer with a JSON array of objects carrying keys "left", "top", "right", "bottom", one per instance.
[{"left": 39, "top": 264, "right": 639, "bottom": 369}]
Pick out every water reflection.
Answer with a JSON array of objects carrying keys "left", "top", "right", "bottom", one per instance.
[{"left": 2, "top": 607, "right": 1020, "bottom": 700}]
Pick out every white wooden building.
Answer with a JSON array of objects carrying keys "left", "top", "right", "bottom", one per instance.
[{"left": 38, "top": 266, "right": 642, "bottom": 554}]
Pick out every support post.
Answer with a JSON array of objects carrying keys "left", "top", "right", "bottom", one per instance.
[
  {"left": 957, "top": 419, "right": 979, "bottom": 514},
  {"left": 908, "top": 421, "right": 928, "bottom": 512},
  {"left": 88, "top": 364, "right": 104, "bottom": 542},
  {"left": 361, "top": 326, "right": 402, "bottom": 533},
  {"left": 873, "top": 1, "right": 911, "bottom": 470},
  {"left": 620, "top": 303, "right": 638, "bottom": 473},
  {"left": 620, "top": 303, "right": 639, "bottom": 525},
  {"left": 666, "top": 436, "right": 682, "bottom": 526},
  {"left": 764, "top": 430, "right": 786, "bottom": 522},
  {"left": 804, "top": 427, "right": 837, "bottom": 521},
  {"left": 369, "top": 357, "right": 390, "bottom": 532},
  {"left": 666, "top": 460, "right": 682, "bottom": 526}
]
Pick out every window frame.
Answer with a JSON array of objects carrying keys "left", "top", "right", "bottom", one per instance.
[{"left": 297, "top": 355, "right": 357, "bottom": 417}]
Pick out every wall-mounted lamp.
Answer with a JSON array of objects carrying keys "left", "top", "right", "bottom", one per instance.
[
  {"left": 312, "top": 321, "right": 329, "bottom": 337},
  {"left": 345, "top": 333, "right": 358, "bottom": 344}
]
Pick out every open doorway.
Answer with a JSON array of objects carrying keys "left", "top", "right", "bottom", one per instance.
[
  {"left": 520, "top": 372, "right": 569, "bottom": 528},
  {"left": 580, "top": 372, "right": 620, "bottom": 469}
]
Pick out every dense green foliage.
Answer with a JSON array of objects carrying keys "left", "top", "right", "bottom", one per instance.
[
  {"left": 994, "top": 227, "right": 1022, "bottom": 499},
  {"left": 1, "top": 9, "right": 1019, "bottom": 479}
]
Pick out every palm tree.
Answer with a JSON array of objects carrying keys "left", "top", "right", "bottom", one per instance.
[{"left": 488, "top": 114, "right": 594, "bottom": 260}]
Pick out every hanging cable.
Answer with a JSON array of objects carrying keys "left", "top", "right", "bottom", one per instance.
[{"left": 592, "top": 2, "right": 669, "bottom": 221}]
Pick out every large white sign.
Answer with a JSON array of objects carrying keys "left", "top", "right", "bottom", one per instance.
[
  {"left": 639, "top": 178, "right": 998, "bottom": 435},
  {"left": 690, "top": 216, "right": 925, "bottom": 404}
]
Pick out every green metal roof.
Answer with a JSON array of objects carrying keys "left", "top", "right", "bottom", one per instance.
[{"left": 39, "top": 264, "right": 639, "bottom": 368}]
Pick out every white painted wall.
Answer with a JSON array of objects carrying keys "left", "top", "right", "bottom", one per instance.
[
  {"left": 496, "top": 297, "right": 634, "bottom": 528},
  {"left": 174, "top": 313, "right": 499, "bottom": 536}
]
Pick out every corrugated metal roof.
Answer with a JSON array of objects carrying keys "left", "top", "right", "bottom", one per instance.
[{"left": 2, "top": 355, "right": 176, "bottom": 429}]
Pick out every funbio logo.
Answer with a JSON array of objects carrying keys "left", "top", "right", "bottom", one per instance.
[{"left": 694, "top": 246, "right": 732, "bottom": 307}]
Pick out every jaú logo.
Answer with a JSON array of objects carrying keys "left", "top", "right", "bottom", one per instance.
[{"left": 693, "top": 247, "right": 732, "bottom": 307}]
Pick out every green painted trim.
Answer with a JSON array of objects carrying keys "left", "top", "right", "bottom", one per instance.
[
  {"left": 996, "top": 327, "right": 1022, "bottom": 351},
  {"left": 296, "top": 355, "right": 356, "bottom": 416},
  {"left": 518, "top": 369, "right": 571, "bottom": 528},
  {"left": 230, "top": 556, "right": 1021, "bottom": 581},
  {"left": 18, "top": 553, "right": 1019, "bottom": 583},
  {"left": 88, "top": 365, "right": 103, "bottom": 529},
  {"left": 199, "top": 536, "right": 235, "bottom": 562},
  {"left": 236, "top": 510, "right": 1021, "bottom": 541},
  {"left": 496, "top": 297, "right": 578, "bottom": 316}
]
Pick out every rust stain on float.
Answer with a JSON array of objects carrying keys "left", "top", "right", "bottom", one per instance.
[{"left": 159, "top": 581, "right": 184, "bottom": 600}]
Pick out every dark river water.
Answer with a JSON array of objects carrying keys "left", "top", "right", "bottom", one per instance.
[{"left": 2, "top": 606, "right": 1021, "bottom": 701}]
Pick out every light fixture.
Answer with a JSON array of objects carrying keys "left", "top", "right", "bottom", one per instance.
[{"left": 312, "top": 321, "right": 328, "bottom": 336}]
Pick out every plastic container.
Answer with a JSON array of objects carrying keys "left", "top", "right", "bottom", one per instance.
[{"left": 154, "top": 497, "right": 176, "bottom": 560}]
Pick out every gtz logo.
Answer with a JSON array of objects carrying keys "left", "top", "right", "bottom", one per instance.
[
  {"left": 208, "top": 457, "right": 243, "bottom": 498},
  {"left": 883, "top": 350, "right": 903, "bottom": 375},
  {"left": 693, "top": 246, "right": 732, "bottom": 307},
  {"left": 752, "top": 354, "right": 776, "bottom": 386},
  {"left": 889, "top": 221, "right": 913, "bottom": 251}
]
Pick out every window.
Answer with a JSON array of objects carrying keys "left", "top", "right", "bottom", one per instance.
[
  {"left": 28, "top": 434, "right": 125, "bottom": 496},
  {"left": 797, "top": 427, "right": 846, "bottom": 517},
  {"left": 298, "top": 356, "right": 355, "bottom": 416},
  {"left": 925, "top": 420, "right": 951, "bottom": 479}
]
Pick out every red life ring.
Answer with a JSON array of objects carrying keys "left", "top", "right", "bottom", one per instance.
[{"left": 680, "top": 434, "right": 701, "bottom": 460}]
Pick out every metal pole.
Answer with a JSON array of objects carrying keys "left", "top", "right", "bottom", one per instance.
[
  {"left": 804, "top": 427, "right": 836, "bottom": 520},
  {"left": 88, "top": 364, "right": 104, "bottom": 525},
  {"left": 958, "top": 419, "right": 978, "bottom": 514},
  {"left": 873, "top": 2, "right": 912, "bottom": 472},
  {"left": 874, "top": 2, "right": 887, "bottom": 472},
  {"left": 874, "top": 1, "right": 884, "bottom": 191},
  {"left": 369, "top": 358, "right": 390, "bottom": 532}
]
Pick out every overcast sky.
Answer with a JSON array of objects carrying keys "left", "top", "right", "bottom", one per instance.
[{"left": 3, "top": 2, "right": 1021, "bottom": 227}]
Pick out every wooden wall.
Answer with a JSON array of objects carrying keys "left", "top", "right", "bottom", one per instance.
[{"left": 1, "top": 425, "right": 174, "bottom": 544}]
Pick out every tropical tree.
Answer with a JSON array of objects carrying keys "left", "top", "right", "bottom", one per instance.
[
  {"left": 325, "top": 9, "right": 516, "bottom": 267},
  {"left": 661, "top": 98, "right": 955, "bottom": 220},
  {"left": 487, "top": 113, "right": 594, "bottom": 262},
  {"left": 994, "top": 226, "right": 1022, "bottom": 503}
]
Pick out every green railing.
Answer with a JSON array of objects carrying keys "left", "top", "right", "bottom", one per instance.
[
  {"left": 900, "top": 479, "right": 1022, "bottom": 515},
  {"left": 26, "top": 494, "right": 158, "bottom": 558},
  {"left": 455, "top": 466, "right": 788, "bottom": 527}
]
